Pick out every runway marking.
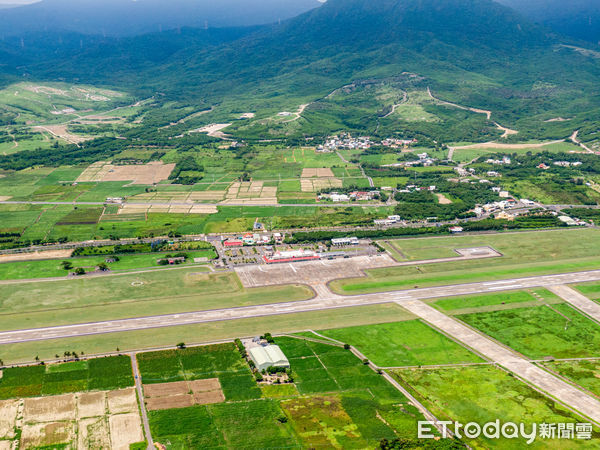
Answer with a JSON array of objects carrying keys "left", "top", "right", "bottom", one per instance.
[{"left": 289, "top": 264, "right": 297, "bottom": 273}]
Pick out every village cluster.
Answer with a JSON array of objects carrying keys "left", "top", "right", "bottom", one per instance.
[{"left": 317, "top": 133, "right": 417, "bottom": 152}]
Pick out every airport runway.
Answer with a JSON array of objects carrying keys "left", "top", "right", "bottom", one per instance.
[{"left": 1, "top": 269, "right": 600, "bottom": 345}]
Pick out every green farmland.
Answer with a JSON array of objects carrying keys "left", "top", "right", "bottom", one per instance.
[
  {"left": 0, "top": 355, "right": 133, "bottom": 399},
  {"left": 146, "top": 338, "right": 433, "bottom": 449}
]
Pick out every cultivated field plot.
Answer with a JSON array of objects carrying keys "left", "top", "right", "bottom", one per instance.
[
  {"left": 0, "top": 388, "right": 144, "bottom": 449},
  {"left": 301, "top": 168, "right": 335, "bottom": 178},
  {"left": 128, "top": 190, "right": 226, "bottom": 204},
  {"left": 235, "top": 254, "right": 395, "bottom": 288},
  {"left": 458, "top": 304, "right": 600, "bottom": 360},
  {"left": 300, "top": 166, "right": 342, "bottom": 193},
  {"left": 221, "top": 181, "right": 278, "bottom": 205},
  {"left": 0, "top": 356, "right": 133, "bottom": 400},
  {"left": 316, "top": 320, "right": 483, "bottom": 367},
  {"left": 147, "top": 337, "right": 428, "bottom": 449},
  {"left": 117, "top": 203, "right": 218, "bottom": 215},
  {"left": 137, "top": 343, "right": 262, "bottom": 401},
  {"left": 332, "top": 228, "right": 600, "bottom": 294},
  {"left": 77, "top": 161, "right": 175, "bottom": 184},
  {"left": 394, "top": 366, "right": 600, "bottom": 448},
  {"left": 144, "top": 378, "right": 225, "bottom": 411}
]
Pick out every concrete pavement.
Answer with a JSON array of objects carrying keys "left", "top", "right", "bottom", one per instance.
[
  {"left": 400, "top": 300, "right": 600, "bottom": 424},
  {"left": 549, "top": 285, "right": 600, "bottom": 324}
]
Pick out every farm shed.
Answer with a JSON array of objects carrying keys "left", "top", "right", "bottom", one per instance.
[{"left": 249, "top": 345, "right": 290, "bottom": 372}]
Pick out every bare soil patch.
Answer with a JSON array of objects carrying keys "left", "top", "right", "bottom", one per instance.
[
  {"left": 23, "top": 394, "right": 76, "bottom": 423},
  {"left": 77, "top": 161, "right": 175, "bottom": 184},
  {"left": 32, "top": 125, "right": 92, "bottom": 145},
  {"left": 0, "top": 196, "right": 11, "bottom": 202},
  {"left": 78, "top": 417, "right": 110, "bottom": 450},
  {"left": 0, "top": 249, "right": 72, "bottom": 263},
  {"left": 144, "top": 378, "right": 224, "bottom": 411},
  {"left": 302, "top": 168, "right": 335, "bottom": 178},
  {"left": 436, "top": 193, "right": 452, "bottom": 205},
  {"left": 109, "top": 413, "right": 144, "bottom": 450},
  {"left": 0, "top": 400, "right": 18, "bottom": 439},
  {"left": 21, "top": 422, "right": 74, "bottom": 448},
  {"left": 77, "top": 391, "right": 106, "bottom": 418},
  {"left": 145, "top": 395, "right": 194, "bottom": 411},
  {"left": 107, "top": 388, "right": 138, "bottom": 414}
]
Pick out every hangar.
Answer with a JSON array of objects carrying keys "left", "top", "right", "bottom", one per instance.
[{"left": 249, "top": 345, "right": 290, "bottom": 372}]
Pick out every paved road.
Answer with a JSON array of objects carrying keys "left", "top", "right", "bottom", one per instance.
[
  {"left": 130, "top": 354, "right": 155, "bottom": 450},
  {"left": 400, "top": 300, "right": 600, "bottom": 424},
  {"left": 549, "top": 285, "right": 600, "bottom": 324},
  {"left": 3, "top": 269, "right": 600, "bottom": 344}
]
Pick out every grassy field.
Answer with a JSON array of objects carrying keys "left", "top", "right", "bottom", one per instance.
[
  {"left": 317, "top": 320, "right": 483, "bottom": 367},
  {"left": 430, "top": 289, "right": 563, "bottom": 315},
  {"left": 0, "top": 268, "right": 313, "bottom": 331},
  {"left": 331, "top": 229, "right": 600, "bottom": 294},
  {"left": 148, "top": 337, "right": 430, "bottom": 449},
  {"left": 458, "top": 304, "right": 600, "bottom": 359},
  {"left": 0, "top": 303, "right": 413, "bottom": 365},
  {"left": 0, "top": 249, "right": 216, "bottom": 280},
  {"left": 394, "top": 366, "right": 600, "bottom": 448},
  {"left": 541, "top": 360, "right": 600, "bottom": 397},
  {"left": 0, "top": 355, "right": 132, "bottom": 399},
  {"left": 575, "top": 282, "right": 600, "bottom": 301}
]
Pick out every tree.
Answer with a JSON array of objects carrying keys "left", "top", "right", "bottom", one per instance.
[
  {"left": 74, "top": 267, "right": 86, "bottom": 276},
  {"left": 343, "top": 343, "right": 351, "bottom": 350},
  {"left": 61, "top": 261, "right": 73, "bottom": 270},
  {"left": 176, "top": 342, "right": 186, "bottom": 349},
  {"left": 97, "top": 263, "right": 109, "bottom": 271}
]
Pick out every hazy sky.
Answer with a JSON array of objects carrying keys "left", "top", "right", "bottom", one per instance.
[{"left": 0, "top": 0, "right": 39, "bottom": 4}]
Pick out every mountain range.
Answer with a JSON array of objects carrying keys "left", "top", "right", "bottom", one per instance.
[{"left": 0, "top": 0, "right": 598, "bottom": 137}]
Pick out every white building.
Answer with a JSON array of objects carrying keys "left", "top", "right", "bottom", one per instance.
[
  {"left": 331, "top": 194, "right": 350, "bottom": 202},
  {"left": 332, "top": 237, "right": 359, "bottom": 246},
  {"left": 249, "top": 345, "right": 290, "bottom": 372}
]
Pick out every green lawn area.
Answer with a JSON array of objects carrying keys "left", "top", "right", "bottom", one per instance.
[
  {"left": 0, "top": 269, "right": 314, "bottom": 331},
  {"left": 394, "top": 366, "right": 600, "bottom": 448},
  {"left": 331, "top": 229, "right": 600, "bottom": 294},
  {"left": 0, "top": 303, "right": 412, "bottom": 365},
  {"left": 0, "top": 355, "right": 133, "bottom": 399},
  {"left": 541, "top": 360, "right": 600, "bottom": 397},
  {"left": 575, "top": 282, "right": 600, "bottom": 301},
  {"left": 430, "top": 289, "right": 562, "bottom": 315},
  {"left": 0, "top": 250, "right": 216, "bottom": 280},
  {"left": 317, "top": 321, "right": 482, "bottom": 367},
  {"left": 458, "top": 304, "right": 600, "bottom": 359}
]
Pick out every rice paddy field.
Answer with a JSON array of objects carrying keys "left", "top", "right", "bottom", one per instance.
[{"left": 0, "top": 355, "right": 133, "bottom": 400}]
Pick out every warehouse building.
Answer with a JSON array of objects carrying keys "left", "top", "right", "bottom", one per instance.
[{"left": 249, "top": 345, "right": 290, "bottom": 371}]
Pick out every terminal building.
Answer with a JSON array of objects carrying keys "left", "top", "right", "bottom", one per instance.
[
  {"left": 248, "top": 345, "right": 290, "bottom": 371},
  {"left": 263, "top": 249, "right": 320, "bottom": 264},
  {"left": 331, "top": 237, "right": 359, "bottom": 246}
]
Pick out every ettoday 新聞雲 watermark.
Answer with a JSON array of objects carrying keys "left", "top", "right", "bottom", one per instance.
[{"left": 418, "top": 421, "right": 593, "bottom": 444}]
